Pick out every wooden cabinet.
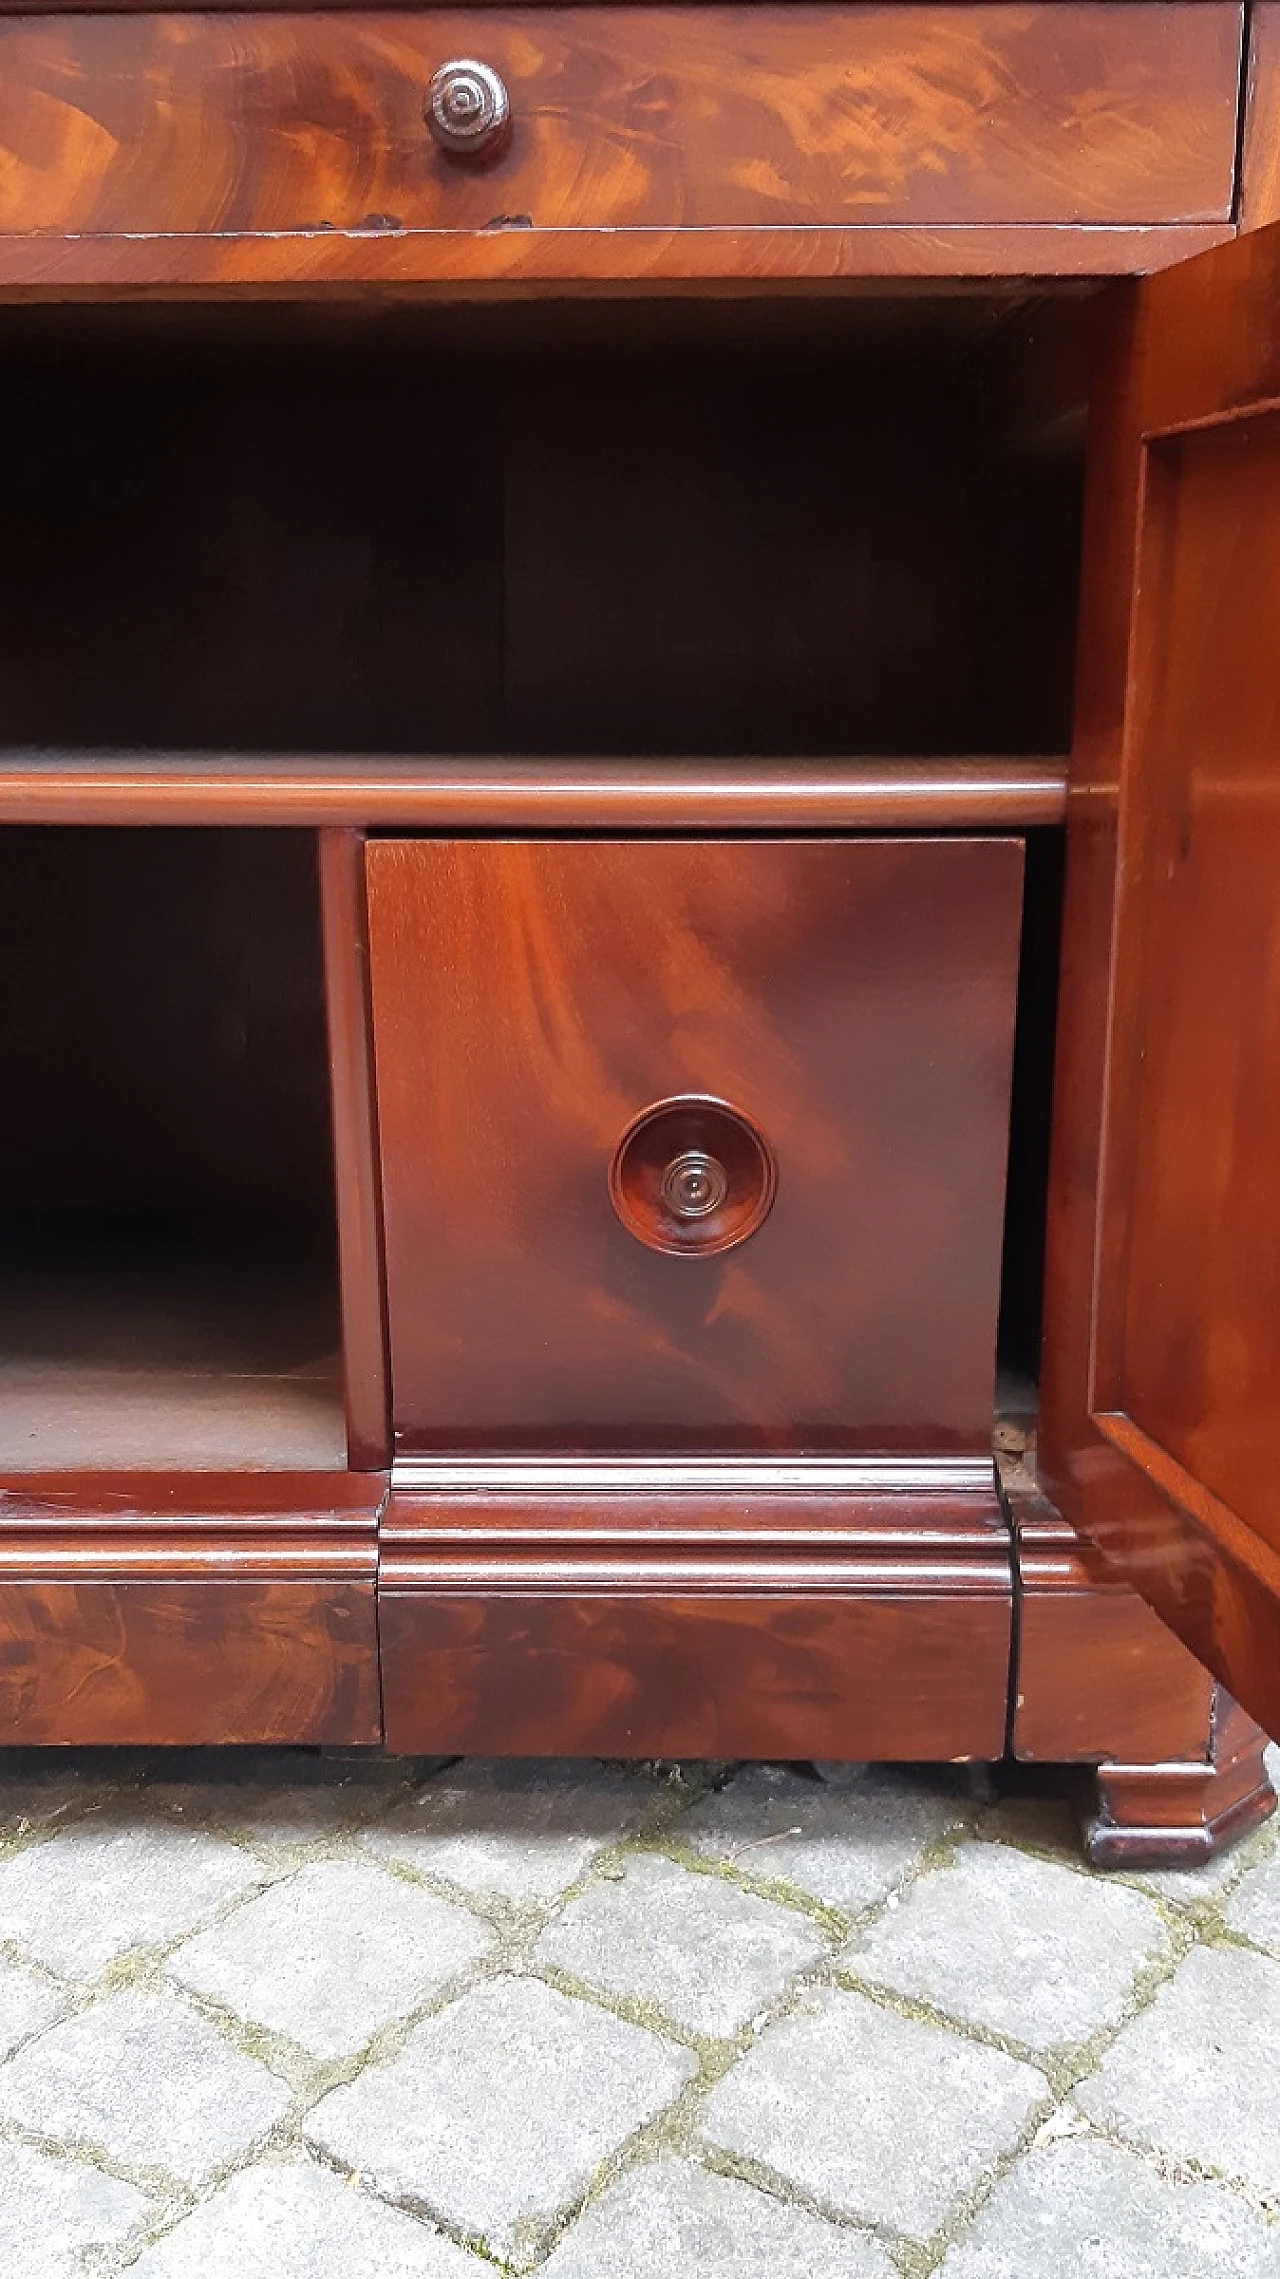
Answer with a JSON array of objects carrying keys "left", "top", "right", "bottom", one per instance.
[{"left": 0, "top": 0, "right": 1278, "bottom": 1864}]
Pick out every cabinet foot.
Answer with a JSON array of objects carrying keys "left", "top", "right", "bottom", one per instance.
[{"left": 1082, "top": 1692, "right": 1276, "bottom": 1870}]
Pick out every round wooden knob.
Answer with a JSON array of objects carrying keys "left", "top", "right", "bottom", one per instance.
[
  {"left": 660, "top": 1149, "right": 729, "bottom": 1223},
  {"left": 609, "top": 1097, "right": 777, "bottom": 1258},
  {"left": 426, "top": 59, "right": 512, "bottom": 159}
]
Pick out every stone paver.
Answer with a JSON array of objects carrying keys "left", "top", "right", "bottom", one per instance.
[
  {"left": 0, "top": 1809, "right": 264, "bottom": 1975},
  {"left": 306, "top": 1975, "right": 697, "bottom": 2267},
  {"left": 1225, "top": 1842, "right": 1280, "bottom": 1956},
  {"left": 681, "top": 1764, "right": 967, "bottom": 1915},
  {"left": 0, "top": 1748, "right": 1274, "bottom": 2277},
  {"left": 0, "top": 1952, "right": 66, "bottom": 2058},
  {"left": 1076, "top": 1943, "right": 1280, "bottom": 2197},
  {"left": 539, "top": 2157, "right": 898, "bottom": 2278},
  {"left": 938, "top": 2138, "right": 1279, "bottom": 2277},
  {"left": 848, "top": 1845, "right": 1169, "bottom": 2051},
  {"left": 0, "top": 1758, "right": 119, "bottom": 1843},
  {"left": 362, "top": 1759, "right": 658, "bottom": 1907},
  {"left": 128, "top": 2158, "right": 486, "bottom": 2277},
  {"left": 0, "top": 1985, "right": 291, "bottom": 2184},
  {"left": 168, "top": 1858, "right": 493, "bottom": 2058},
  {"left": 145, "top": 1753, "right": 423, "bottom": 1850},
  {"left": 0, "top": 2137, "right": 149, "bottom": 2279},
  {"left": 700, "top": 1986, "right": 1048, "bottom": 2241},
  {"left": 535, "top": 1853, "right": 827, "bottom": 2037}
]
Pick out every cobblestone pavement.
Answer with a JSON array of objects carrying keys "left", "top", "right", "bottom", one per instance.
[{"left": 1, "top": 1746, "right": 1279, "bottom": 2277}]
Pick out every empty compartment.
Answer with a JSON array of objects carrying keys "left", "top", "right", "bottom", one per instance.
[
  {"left": 0, "top": 293, "right": 1087, "bottom": 761},
  {"left": 0, "top": 830, "right": 345, "bottom": 1469}
]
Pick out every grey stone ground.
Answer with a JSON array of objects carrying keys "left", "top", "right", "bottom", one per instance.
[{"left": 0, "top": 1748, "right": 1278, "bottom": 2277}]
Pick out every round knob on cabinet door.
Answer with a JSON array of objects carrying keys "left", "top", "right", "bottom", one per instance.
[
  {"left": 660, "top": 1149, "right": 729, "bottom": 1223},
  {"left": 426, "top": 59, "right": 512, "bottom": 160},
  {"left": 609, "top": 1097, "right": 777, "bottom": 1258}
]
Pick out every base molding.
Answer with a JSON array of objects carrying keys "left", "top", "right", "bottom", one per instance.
[
  {"left": 379, "top": 1454, "right": 1013, "bottom": 1760},
  {"left": 0, "top": 1470, "right": 384, "bottom": 1744}
]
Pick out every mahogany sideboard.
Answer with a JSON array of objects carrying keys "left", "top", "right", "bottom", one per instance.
[{"left": 1, "top": 0, "right": 1279, "bottom": 1867}]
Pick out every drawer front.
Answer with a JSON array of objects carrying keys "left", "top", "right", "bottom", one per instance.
[
  {"left": 366, "top": 837, "right": 1024, "bottom": 1455},
  {"left": 0, "top": 5, "right": 1242, "bottom": 238},
  {"left": 378, "top": 1583, "right": 1014, "bottom": 1758}
]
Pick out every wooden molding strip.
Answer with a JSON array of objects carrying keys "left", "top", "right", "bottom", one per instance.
[
  {"left": 0, "top": 1468, "right": 386, "bottom": 1579},
  {"left": 0, "top": 753, "right": 1066, "bottom": 829},
  {"left": 0, "top": 225, "right": 1233, "bottom": 294}
]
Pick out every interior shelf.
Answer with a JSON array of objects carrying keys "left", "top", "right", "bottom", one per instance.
[
  {"left": 0, "top": 752, "right": 1067, "bottom": 829},
  {"left": 0, "top": 829, "right": 346, "bottom": 1474},
  {"left": 0, "top": 1236, "right": 344, "bottom": 1473}
]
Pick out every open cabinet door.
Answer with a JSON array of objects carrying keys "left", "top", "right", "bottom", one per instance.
[{"left": 1041, "top": 224, "right": 1280, "bottom": 1737}]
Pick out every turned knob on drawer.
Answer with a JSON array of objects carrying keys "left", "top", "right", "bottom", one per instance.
[{"left": 426, "top": 59, "right": 512, "bottom": 159}]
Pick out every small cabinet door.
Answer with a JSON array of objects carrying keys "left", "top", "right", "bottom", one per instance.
[
  {"left": 1041, "top": 222, "right": 1280, "bottom": 1734},
  {"left": 366, "top": 836, "right": 1023, "bottom": 1456}
]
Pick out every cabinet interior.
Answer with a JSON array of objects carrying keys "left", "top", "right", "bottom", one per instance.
[
  {"left": 0, "top": 286, "right": 1094, "bottom": 1466},
  {"left": 0, "top": 291, "right": 1089, "bottom": 757},
  {"left": 0, "top": 829, "right": 345, "bottom": 1470}
]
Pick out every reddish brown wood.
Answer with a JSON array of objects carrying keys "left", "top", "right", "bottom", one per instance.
[
  {"left": 0, "top": 223, "right": 1233, "bottom": 292},
  {"left": 0, "top": 7, "right": 1242, "bottom": 251},
  {"left": 1083, "top": 1693, "right": 1276, "bottom": 1870},
  {"left": 378, "top": 1457, "right": 1012, "bottom": 1758},
  {"left": 319, "top": 830, "right": 390, "bottom": 1472},
  {"left": 1000, "top": 1444, "right": 1216, "bottom": 1766},
  {"left": 366, "top": 837, "right": 1023, "bottom": 1454},
  {"left": 1004, "top": 1436, "right": 1275, "bottom": 1867},
  {"left": 0, "top": 1469, "right": 384, "bottom": 1742},
  {"left": 0, "top": 1583, "right": 379, "bottom": 1745},
  {"left": 1040, "top": 221, "right": 1280, "bottom": 1739},
  {"left": 1241, "top": 2, "right": 1280, "bottom": 229},
  {"left": 0, "top": 756, "right": 1068, "bottom": 829}
]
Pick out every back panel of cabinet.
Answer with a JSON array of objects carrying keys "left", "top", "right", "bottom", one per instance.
[{"left": 367, "top": 836, "right": 1024, "bottom": 1454}]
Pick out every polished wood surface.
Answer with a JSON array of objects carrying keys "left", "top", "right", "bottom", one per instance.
[
  {"left": 999, "top": 1442, "right": 1216, "bottom": 1767},
  {"left": 0, "top": 221, "right": 1232, "bottom": 291},
  {"left": 1241, "top": 1, "right": 1280, "bottom": 228},
  {"left": 0, "top": 756, "right": 1068, "bottom": 829},
  {"left": 1083, "top": 1694, "right": 1276, "bottom": 1869},
  {"left": 0, "top": 1584, "right": 378, "bottom": 1745},
  {"left": 367, "top": 837, "right": 1023, "bottom": 1452},
  {"left": 319, "top": 830, "right": 390, "bottom": 1472},
  {"left": 379, "top": 1457, "right": 1012, "bottom": 1757},
  {"left": 0, "top": 6, "right": 1242, "bottom": 247},
  {"left": 1040, "top": 221, "right": 1280, "bottom": 1739},
  {"left": 0, "top": 1470, "right": 383, "bottom": 1743}
]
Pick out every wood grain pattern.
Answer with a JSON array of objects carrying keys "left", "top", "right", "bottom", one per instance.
[
  {"left": 319, "top": 830, "right": 390, "bottom": 1472},
  {"left": 1241, "top": 1, "right": 1280, "bottom": 229},
  {"left": 999, "top": 1445, "right": 1215, "bottom": 1765},
  {"left": 0, "top": 1583, "right": 379, "bottom": 1744},
  {"left": 0, "top": 6, "right": 1243, "bottom": 254},
  {"left": 379, "top": 1458, "right": 1012, "bottom": 1758},
  {"left": 0, "top": 222, "right": 1233, "bottom": 291},
  {"left": 0, "top": 1469, "right": 383, "bottom": 1742},
  {"left": 1039, "top": 221, "right": 1280, "bottom": 1739},
  {"left": 0, "top": 756, "right": 1068, "bottom": 829},
  {"left": 367, "top": 837, "right": 1023, "bottom": 1454}
]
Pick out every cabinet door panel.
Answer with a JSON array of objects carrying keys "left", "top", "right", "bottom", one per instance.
[
  {"left": 1042, "top": 224, "right": 1280, "bottom": 1731},
  {"left": 366, "top": 837, "right": 1022, "bottom": 1455}
]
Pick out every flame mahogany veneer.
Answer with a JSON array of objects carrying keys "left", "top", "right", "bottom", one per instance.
[{"left": 1, "top": 0, "right": 1277, "bottom": 1867}]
